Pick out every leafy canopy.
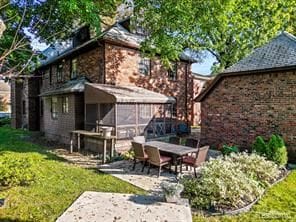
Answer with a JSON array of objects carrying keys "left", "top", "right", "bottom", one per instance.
[{"left": 133, "top": 0, "right": 296, "bottom": 73}]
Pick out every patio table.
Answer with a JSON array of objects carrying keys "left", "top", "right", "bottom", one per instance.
[{"left": 145, "top": 141, "right": 198, "bottom": 173}]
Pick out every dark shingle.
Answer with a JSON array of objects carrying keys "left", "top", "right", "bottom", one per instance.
[{"left": 224, "top": 32, "right": 296, "bottom": 73}]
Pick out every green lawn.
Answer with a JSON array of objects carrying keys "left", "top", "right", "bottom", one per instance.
[
  {"left": 0, "top": 127, "right": 295, "bottom": 222},
  {"left": 0, "top": 127, "right": 144, "bottom": 221}
]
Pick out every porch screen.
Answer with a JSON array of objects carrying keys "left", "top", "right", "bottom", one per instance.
[
  {"left": 99, "top": 103, "right": 115, "bottom": 125},
  {"left": 85, "top": 104, "right": 97, "bottom": 130}
]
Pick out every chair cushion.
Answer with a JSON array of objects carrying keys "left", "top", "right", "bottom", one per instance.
[
  {"left": 182, "top": 156, "right": 195, "bottom": 165},
  {"left": 160, "top": 155, "right": 172, "bottom": 163}
]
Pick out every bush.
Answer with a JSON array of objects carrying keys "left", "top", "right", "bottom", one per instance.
[
  {"left": 121, "top": 149, "right": 135, "bottom": 160},
  {"left": 227, "top": 152, "right": 280, "bottom": 187},
  {"left": 0, "top": 117, "right": 10, "bottom": 127},
  {"left": 221, "top": 144, "right": 239, "bottom": 155},
  {"left": 181, "top": 153, "right": 280, "bottom": 211},
  {"left": 0, "top": 152, "right": 41, "bottom": 187},
  {"left": 252, "top": 135, "right": 288, "bottom": 166}
]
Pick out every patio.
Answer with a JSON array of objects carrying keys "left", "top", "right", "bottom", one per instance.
[{"left": 99, "top": 149, "right": 221, "bottom": 193}]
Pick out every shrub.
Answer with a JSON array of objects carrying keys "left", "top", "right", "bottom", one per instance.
[
  {"left": 181, "top": 153, "right": 280, "bottom": 211},
  {"left": 252, "top": 135, "right": 288, "bottom": 166},
  {"left": 221, "top": 144, "right": 239, "bottom": 155},
  {"left": 0, "top": 117, "right": 10, "bottom": 127},
  {"left": 0, "top": 152, "right": 41, "bottom": 187},
  {"left": 121, "top": 149, "right": 135, "bottom": 160},
  {"left": 227, "top": 152, "right": 280, "bottom": 187}
]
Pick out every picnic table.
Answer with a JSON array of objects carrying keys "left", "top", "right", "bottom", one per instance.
[{"left": 145, "top": 141, "right": 198, "bottom": 173}]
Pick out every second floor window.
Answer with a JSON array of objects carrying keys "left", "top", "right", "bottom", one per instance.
[
  {"left": 168, "top": 63, "right": 178, "bottom": 81},
  {"left": 57, "top": 63, "right": 63, "bottom": 82},
  {"left": 51, "top": 97, "right": 58, "bottom": 119},
  {"left": 139, "top": 57, "right": 151, "bottom": 76},
  {"left": 62, "top": 97, "right": 69, "bottom": 113},
  {"left": 71, "top": 58, "right": 78, "bottom": 79}
]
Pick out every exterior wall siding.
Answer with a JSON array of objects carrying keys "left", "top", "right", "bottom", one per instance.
[
  {"left": 104, "top": 43, "right": 194, "bottom": 124},
  {"left": 200, "top": 70, "right": 296, "bottom": 162}
]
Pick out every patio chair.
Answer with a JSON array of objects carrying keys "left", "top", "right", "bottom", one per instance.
[
  {"left": 180, "top": 145, "right": 209, "bottom": 177},
  {"left": 133, "top": 136, "right": 146, "bottom": 144},
  {"left": 185, "top": 138, "right": 200, "bottom": 148},
  {"left": 169, "top": 136, "right": 180, "bottom": 145},
  {"left": 145, "top": 145, "right": 172, "bottom": 177},
  {"left": 131, "top": 141, "right": 149, "bottom": 172}
]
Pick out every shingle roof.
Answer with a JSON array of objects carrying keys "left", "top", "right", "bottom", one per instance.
[
  {"left": 224, "top": 32, "right": 296, "bottom": 73},
  {"left": 85, "top": 83, "right": 176, "bottom": 104},
  {"left": 39, "top": 77, "right": 89, "bottom": 97}
]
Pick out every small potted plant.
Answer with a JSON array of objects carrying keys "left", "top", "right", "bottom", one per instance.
[{"left": 160, "top": 182, "right": 184, "bottom": 203}]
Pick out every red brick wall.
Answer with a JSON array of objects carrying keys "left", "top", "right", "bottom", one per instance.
[
  {"left": 192, "top": 78, "right": 208, "bottom": 125},
  {"left": 200, "top": 70, "right": 296, "bottom": 162},
  {"left": 104, "top": 43, "right": 193, "bottom": 123}
]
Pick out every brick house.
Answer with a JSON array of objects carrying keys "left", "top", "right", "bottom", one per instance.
[
  {"left": 11, "top": 20, "right": 195, "bottom": 150},
  {"left": 192, "top": 73, "right": 212, "bottom": 125},
  {"left": 196, "top": 32, "right": 296, "bottom": 162}
]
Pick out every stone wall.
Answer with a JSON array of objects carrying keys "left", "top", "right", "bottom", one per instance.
[
  {"left": 200, "top": 70, "right": 296, "bottom": 162},
  {"left": 104, "top": 42, "right": 194, "bottom": 124}
]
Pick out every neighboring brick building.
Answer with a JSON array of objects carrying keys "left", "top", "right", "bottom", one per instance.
[
  {"left": 196, "top": 32, "right": 296, "bottom": 162},
  {"left": 0, "top": 80, "right": 10, "bottom": 114},
  {"left": 11, "top": 20, "right": 196, "bottom": 146},
  {"left": 192, "top": 73, "right": 211, "bottom": 125}
]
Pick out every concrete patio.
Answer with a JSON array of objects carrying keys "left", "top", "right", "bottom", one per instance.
[{"left": 56, "top": 192, "right": 192, "bottom": 222}]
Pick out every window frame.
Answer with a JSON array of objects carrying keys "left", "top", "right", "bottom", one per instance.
[
  {"left": 62, "top": 96, "right": 69, "bottom": 114},
  {"left": 138, "top": 57, "right": 151, "bottom": 76},
  {"left": 51, "top": 97, "right": 58, "bottom": 119},
  {"left": 70, "top": 58, "right": 78, "bottom": 79},
  {"left": 168, "top": 62, "right": 178, "bottom": 81}
]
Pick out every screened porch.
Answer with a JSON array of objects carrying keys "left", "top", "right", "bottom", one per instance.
[{"left": 84, "top": 83, "right": 177, "bottom": 139}]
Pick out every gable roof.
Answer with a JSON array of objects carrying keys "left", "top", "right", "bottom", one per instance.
[
  {"left": 196, "top": 32, "right": 296, "bottom": 102},
  {"left": 224, "top": 32, "right": 296, "bottom": 73}
]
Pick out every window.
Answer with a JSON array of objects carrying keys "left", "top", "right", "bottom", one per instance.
[
  {"left": 71, "top": 58, "right": 78, "bottom": 79},
  {"left": 168, "top": 62, "right": 177, "bottom": 81},
  {"left": 172, "top": 102, "right": 177, "bottom": 117},
  {"left": 51, "top": 97, "right": 58, "bottom": 119},
  {"left": 139, "top": 57, "right": 151, "bottom": 76},
  {"left": 22, "top": 100, "right": 26, "bottom": 115},
  {"left": 57, "top": 63, "right": 63, "bottom": 82},
  {"left": 62, "top": 97, "right": 69, "bottom": 113}
]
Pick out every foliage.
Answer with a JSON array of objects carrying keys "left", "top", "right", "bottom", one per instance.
[
  {"left": 133, "top": 0, "right": 296, "bottom": 72},
  {"left": 192, "top": 170, "right": 296, "bottom": 222},
  {"left": 181, "top": 153, "right": 281, "bottom": 211},
  {"left": 121, "top": 149, "right": 135, "bottom": 160},
  {"left": 0, "top": 127, "right": 143, "bottom": 221},
  {"left": 221, "top": 144, "right": 239, "bottom": 156},
  {"left": 0, "top": 152, "right": 41, "bottom": 187},
  {"left": 0, "top": 117, "right": 10, "bottom": 127},
  {"left": 0, "top": 0, "right": 121, "bottom": 76},
  {"left": 227, "top": 152, "right": 280, "bottom": 188},
  {"left": 252, "top": 135, "right": 288, "bottom": 166}
]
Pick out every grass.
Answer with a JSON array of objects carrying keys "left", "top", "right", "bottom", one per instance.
[
  {"left": 0, "top": 127, "right": 144, "bottom": 222},
  {"left": 0, "top": 127, "right": 295, "bottom": 222}
]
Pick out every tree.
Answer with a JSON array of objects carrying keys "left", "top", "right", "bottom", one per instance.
[
  {"left": 0, "top": 0, "right": 121, "bottom": 76},
  {"left": 133, "top": 0, "right": 296, "bottom": 73}
]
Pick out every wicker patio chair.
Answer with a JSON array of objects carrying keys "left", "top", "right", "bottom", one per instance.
[
  {"left": 145, "top": 145, "right": 172, "bottom": 177},
  {"left": 133, "top": 136, "right": 146, "bottom": 144},
  {"left": 169, "top": 136, "right": 180, "bottom": 145},
  {"left": 131, "top": 141, "right": 148, "bottom": 172},
  {"left": 180, "top": 145, "right": 209, "bottom": 177}
]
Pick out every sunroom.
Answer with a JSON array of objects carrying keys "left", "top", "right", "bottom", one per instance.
[{"left": 84, "top": 83, "right": 177, "bottom": 139}]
